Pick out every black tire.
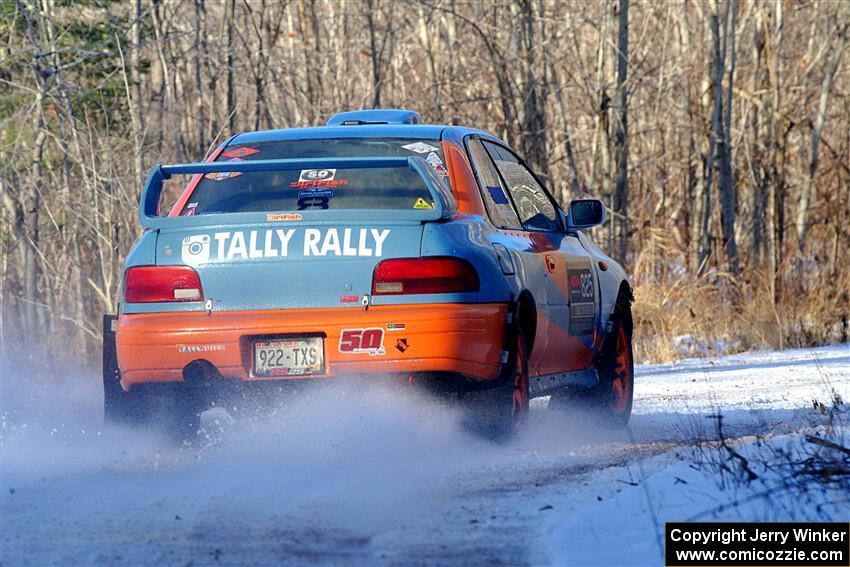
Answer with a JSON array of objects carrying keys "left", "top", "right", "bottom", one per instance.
[
  {"left": 550, "top": 303, "right": 634, "bottom": 427},
  {"left": 141, "top": 384, "right": 203, "bottom": 443},
  {"left": 463, "top": 326, "right": 529, "bottom": 441},
  {"left": 102, "top": 315, "right": 201, "bottom": 443}
]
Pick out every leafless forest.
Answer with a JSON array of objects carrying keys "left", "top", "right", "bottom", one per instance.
[{"left": 1, "top": 0, "right": 848, "bottom": 368}]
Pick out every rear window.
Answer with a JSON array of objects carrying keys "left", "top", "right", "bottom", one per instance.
[{"left": 180, "top": 138, "right": 447, "bottom": 215}]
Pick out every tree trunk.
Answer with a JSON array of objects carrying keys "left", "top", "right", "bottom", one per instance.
[
  {"left": 717, "top": 0, "right": 739, "bottom": 277},
  {"left": 591, "top": 2, "right": 613, "bottom": 250},
  {"left": 795, "top": 23, "right": 849, "bottom": 250},
  {"left": 225, "top": 0, "right": 235, "bottom": 132},
  {"left": 613, "top": 0, "right": 630, "bottom": 265},
  {"left": 766, "top": 0, "right": 785, "bottom": 306},
  {"left": 547, "top": 62, "right": 583, "bottom": 201},
  {"left": 418, "top": 5, "right": 443, "bottom": 123},
  {"left": 193, "top": 0, "right": 205, "bottom": 155},
  {"left": 748, "top": 3, "right": 769, "bottom": 266},
  {"left": 150, "top": 0, "right": 184, "bottom": 160},
  {"left": 514, "top": 0, "right": 548, "bottom": 177},
  {"left": 699, "top": 0, "right": 730, "bottom": 274},
  {"left": 366, "top": 0, "right": 381, "bottom": 107},
  {"left": 130, "top": 0, "right": 144, "bottom": 185}
]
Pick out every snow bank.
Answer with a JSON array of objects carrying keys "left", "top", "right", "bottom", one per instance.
[
  {"left": 546, "top": 427, "right": 850, "bottom": 566},
  {"left": 545, "top": 344, "right": 850, "bottom": 566}
]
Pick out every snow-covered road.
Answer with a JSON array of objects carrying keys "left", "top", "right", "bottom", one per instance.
[{"left": 1, "top": 344, "right": 848, "bottom": 566}]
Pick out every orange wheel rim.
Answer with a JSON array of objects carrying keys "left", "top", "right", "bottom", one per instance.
[
  {"left": 511, "top": 335, "right": 528, "bottom": 424},
  {"left": 611, "top": 326, "right": 632, "bottom": 414}
]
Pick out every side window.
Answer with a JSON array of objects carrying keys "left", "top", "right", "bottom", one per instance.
[
  {"left": 466, "top": 138, "right": 522, "bottom": 230},
  {"left": 483, "top": 141, "right": 560, "bottom": 232}
]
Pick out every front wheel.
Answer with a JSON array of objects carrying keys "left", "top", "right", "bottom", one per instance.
[{"left": 551, "top": 304, "right": 634, "bottom": 427}]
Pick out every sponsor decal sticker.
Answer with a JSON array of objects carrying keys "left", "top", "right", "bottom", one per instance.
[
  {"left": 487, "top": 186, "right": 509, "bottom": 205},
  {"left": 182, "top": 235, "right": 211, "bottom": 263},
  {"left": 221, "top": 147, "right": 260, "bottom": 159},
  {"left": 386, "top": 323, "right": 406, "bottom": 332},
  {"left": 178, "top": 344, "right": 225, "bottom": 353},
  {"left": 425, "top": 151, "right": 448, "bottom": 176},
  {"left": 413, "top": 197, "right": 434, "bottom": 210},
  {"left": 297, "top": 195, "right": 330, "bottom": 210},
  {"left": 267, "top": 213, "right": 302, "bottom": 221},
  {"left": 179, "top": 227, "right": 391, "bottom": 263},
  {"left": 303, "top": 228, "right": 390, "bottom": 257},
  {"left": 298, "top": 168, "right": 336, "bottom": 183},
  {"left": 339, "top": 295, "right": 360, "bottom": 303},
  {"left": 339, "top": 328, "right": 385, "bottom": 355},
  {"left": 205, "top": 171, "right": 242, "bottom": 181},
  {"left": 290, "top": 179, "right": 348, "bottom": 189},
  {"left": 401, "top": 142, "right": 440, "bottom": 154},
  {"left": 567, "top": 263, "right": 596, "bottom": 335},
  {"left": 298, "top": 189, "right": 334, "bottom": 199},
  {"left": 395, "top": 338, "right": 409, "bottom": 353}
]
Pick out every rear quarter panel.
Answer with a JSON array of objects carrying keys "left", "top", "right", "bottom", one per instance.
[{"left": 420, "top": 218, "right": 519, "bottom": 304}]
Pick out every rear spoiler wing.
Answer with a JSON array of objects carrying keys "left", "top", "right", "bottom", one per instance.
[{"left": 139, "top": 156, "right": 457, "bottom": 230}]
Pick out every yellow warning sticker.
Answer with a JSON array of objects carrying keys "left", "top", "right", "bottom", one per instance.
[{"left": 413, "top": 197, "right": 434, "bottom": 210}]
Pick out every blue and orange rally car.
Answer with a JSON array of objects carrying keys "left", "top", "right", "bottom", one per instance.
[{"left": 102, "top": 109, "right": 634, "bottom": 441}]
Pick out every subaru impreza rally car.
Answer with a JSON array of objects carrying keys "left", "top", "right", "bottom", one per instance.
[{"left": 103, "top": 109, "right": 633, "bottom": 441}]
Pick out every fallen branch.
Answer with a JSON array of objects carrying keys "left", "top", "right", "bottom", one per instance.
[{"left": 805, "top": 435, "right": 850, "bottom": 457}]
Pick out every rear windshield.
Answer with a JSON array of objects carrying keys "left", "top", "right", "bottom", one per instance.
[{"left": 179, "top": 138, "right": 447, "bottom": 215}]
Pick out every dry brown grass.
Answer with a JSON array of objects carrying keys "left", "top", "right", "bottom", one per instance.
[{"left": 631, "top": 229, "right": 850, "bottom": 363}]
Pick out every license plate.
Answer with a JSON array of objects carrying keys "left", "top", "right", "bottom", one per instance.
[{"left": 252, "top": 337, "right": 324, "bottom": 377}]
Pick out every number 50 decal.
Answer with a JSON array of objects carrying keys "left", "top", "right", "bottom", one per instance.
[{"left": 339, "top": 328, "right": 385, "bottom": 355}]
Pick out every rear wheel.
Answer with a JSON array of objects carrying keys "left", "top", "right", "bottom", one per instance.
[
  {"left": 463, "top": 327, "right": 529, "bottom": 441},
  {"left": 103, "top": 319, "right": 201, "bottom": 442},
  {"left": 106, "top": 383, "right": 202, "bottom": 444},
  {"left": 141, "top": 384, "right": 203, "bottom": 443}
]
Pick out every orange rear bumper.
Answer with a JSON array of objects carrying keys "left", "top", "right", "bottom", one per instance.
[{"left": 116, "top": 303, "right": 506, "bottom": 389}]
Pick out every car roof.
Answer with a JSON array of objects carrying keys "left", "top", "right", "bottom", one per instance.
[{"left": 229, "top": 124, "right": 500, "bottom": 146}]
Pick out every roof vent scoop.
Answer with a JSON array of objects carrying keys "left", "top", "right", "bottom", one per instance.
[{"left": 326, "top": 109, "right": 421, "bottom": 126}]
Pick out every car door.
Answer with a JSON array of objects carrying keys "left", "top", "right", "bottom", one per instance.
[
  {"left": 478, "top": 141, "right": 598, "bottom": 376},
  {"left": 465, "top": 138, "right": 550, "bottom": 377}
]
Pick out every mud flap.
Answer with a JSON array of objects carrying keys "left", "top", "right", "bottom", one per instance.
[
  {"left": 102, "top": 314, "right": 126, "bottom": 423},
  {"left": 103, "top": 315, "right": 119, "bottom": 382}
]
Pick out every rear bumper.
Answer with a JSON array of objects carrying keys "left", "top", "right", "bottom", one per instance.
[{"left": 116, "top": 303, "right": 506, "bottom": 389}]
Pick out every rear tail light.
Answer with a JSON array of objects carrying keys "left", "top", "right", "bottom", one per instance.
[
  {"left": 372, "top": 258, "right": 479, "bottom": 295},
  {"left": 124, "top": 266, "right": 204, "bottom": 303}
]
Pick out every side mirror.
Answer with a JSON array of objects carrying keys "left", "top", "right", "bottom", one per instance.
[{"left": 565, "top": 199, "right": 605, "bottom": 230}]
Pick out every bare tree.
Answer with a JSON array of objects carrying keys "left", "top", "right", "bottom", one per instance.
[
  {"left": 613, "top": 0, "right": 630, "bottom": 264},
  {"left": 795, "top": 21, "right": 849, "bottom": 251},
  {"left": 129, "top": 0, "right": 145, "bottom": 185},
  {"left": 366, "top": 0, "right": 383, "bottom": 107},
  {"left": 514, "top": 0, "right": 548, "bottom": 177},
  {"left": 2, "top": 0, "right": 849, "bottom": 361},
  {"left": 225, "top": 0, "right": 236, "bottom": 131},
  {"left": 717, "top": 0, "right": 739, "bottom": 277}
]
